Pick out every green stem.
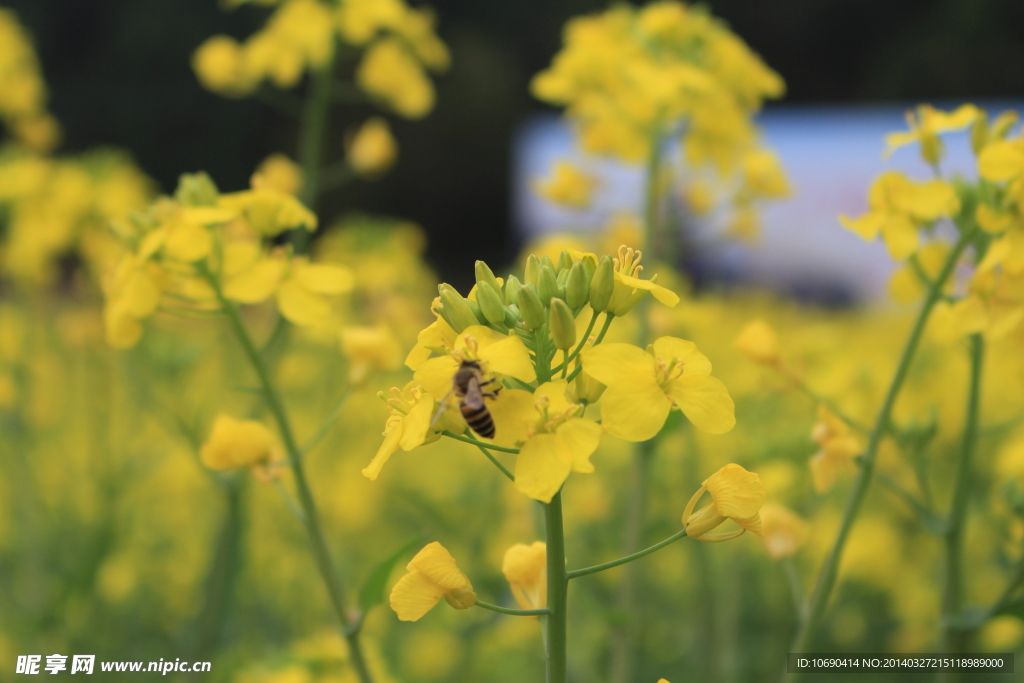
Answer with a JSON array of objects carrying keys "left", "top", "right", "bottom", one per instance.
[
  {"left": 475, "top": 601, "right": 551, "bottom": 617},
  {"left": 550, "top": 309, "right": 598, "bottom": 374},
  {"left": 293, "top": 55, "right": 337, "bottom": 253},
  {"left": 568, "top": 528, "right": 687, "bottom": 579},
  {"left": 441, "top": 430, "right": 520, "bottom": 454},
  {"left": 789, "top": 229, "right": 976, "bottom": 662},
  {"left": 544, "top": 492, "right": 568, "bottom": 683},
  {"left": 565, "top": 314, "right": 614, "bottom": 383},
  {"left": 794, "top": 382, "right": 871, "bottom": 436},
  {"left": 781, "top": 557, "right": 806, "bottom": 622},
  {"left": 472, "top": 442, "right": 515, "bottom": 482},
  {"left": 206, "top": 273, "right": 374, "bottom": 683},
  {"left": 300, "top": 388, "right": 352, "bottom": 456},
  {"left": 940, "top": 334, "right": 985, "bottom": 664}
]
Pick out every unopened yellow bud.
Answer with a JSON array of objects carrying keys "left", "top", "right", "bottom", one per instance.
[
  {"left": 348, "top": 116, "right": 397, "bottom": 177},
  {"left": 200, "top": 415, "right": 280, "bottom": 471},
  {"left": 557, "top": 250, "right": 573, "bottom": 272},
  {"left": 476, "top": 279, "right": 507, "bottom": 325},
  {"left": 734, "top": 319, "right": 781, "bottom": 365},
  {"left": 548, "top": 298, "right": 576, "bottom": 350},
  {"left": 517, "top": 283, "right": 546, "bottom": 330},
  {"left": 565, "top": 261, "right": 589, "bottom": 309},
  {"left": 475, "top": 260, "right": 502, "bottom": 297},
  {"left": 589, "top": 256, "right": 614, "bottom": 312},
  {"left": 538, "top": 263, "right": 559, "bottom": 303},
  {"left": 524, "top": 254, "right": 541, "bottom": 288},
  {"left": 437, "top": 283, "right": 479, "bottom": 333}
]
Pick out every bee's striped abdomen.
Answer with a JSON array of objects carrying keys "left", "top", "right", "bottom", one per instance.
[{"left": 462, "top": 405, "right": 495, "bottom": 439}]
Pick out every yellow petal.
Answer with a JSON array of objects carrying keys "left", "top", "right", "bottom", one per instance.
[
  {"left": 362, "top": 416, "right": 403, "bottom": 480},
  {"left": 581, "top": 343, "right": 654, "bottom": 387},
  {"left": 164, "top": 224, "right": 212, "bottom": 262},
  {"left": 979, "top": 141, "right": 1024, "bottom": 182},
  {"left": 703, "top": 464, "right": 765, "bottom": 519},
  {"left": 398, "top": 394, "right": 434, "bottom": 452},
  {"left": 122, "top": 269, "right": 161, "bottom": 317},
  {"left": 666, "top": 374, "right": 735, "bottom": 434},
  {"left": 223, "top": 259, "right": 286, "bottom": 303},
  {"left": 276, "top": 279, "right": 331, "bottom": 326},
  {"left": 733, "top": 319, "right": 780, "bottom": 364},
  {"left": 881, "top": 215, "right": 919, "bottom": 260},
  {"left": 839, "top": 212, "right": 885, "bottom": 241},
  {"left": 976, "top": 204, "right": 1014, "bottom": 234},
  {"left": 389, "top": 569, "right": 445, "bottom": 621},
  {"left": 104, "top": 303, "right": 143, "bottom": 349},
  {"left": 502, "top": 542, "right": 546, "bottom": 611},
  {"left": 515, "top": 432, "right": 574, "bottom": 503},
  {"left": 557, "top": 418, "right": 603, "bottom": 474},
  {"left": 407, "top": 542, "right": 472, "bottom": 593},
  {"left": 479, "top": 334, "right": 537, "bottom": 383},
  {"left": 599, "top": 380, "right": 671, "bottom": 442},
  {"left": 652, "top": 336, "right": 712, "bottom": 375},
  {"left": 293, "top": 262, "right": 354, "bottom": 294},
  {"left": 614, "top": 271, "right": 680, "bottom": 306},
  {"left": 897, "top": 180, "right": 959, "bottom": 220},
  {"left": 486, "top": 388, "right": 535, "bottom": 448}
]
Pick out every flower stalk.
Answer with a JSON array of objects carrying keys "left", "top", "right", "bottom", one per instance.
[
  {"left": 544, "top": 492, "right": 569, "bottom": 683},
  {"left": 789, "top": 227, "right": 977, "bottom": 661}
]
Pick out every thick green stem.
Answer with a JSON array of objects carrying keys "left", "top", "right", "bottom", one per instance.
[
  {"left": 568, "top": 528, "right": 687, "bottom": 579},
  {"left": 209, "top": 275, "right": 373, "bottom": 683},
  {"left": 789, "top": 230, "right": 976, "bottom": 662},
  {"left": 940, "top": 334, "right": 985, "bottom": 670},
  {"left": 544, "top": 492, "right": 568, "bottom": 683},
  {"left": 292, "top": 55, "right": 337, "bottom": 253}
]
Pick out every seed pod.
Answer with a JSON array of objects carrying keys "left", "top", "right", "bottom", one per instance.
[
  {"left": 517, "top": 283, "right": 547, "bottom": 330},
  {"left": 557, "top": 250, "right": 574, "bottom": 272},
  {"left": 438, "top": 283, "right": 480, "bottom": 333},
  {"left": 475, "top": 260, "right": 503, "bottom": 297},
  {"left": 476, "top": 279, "right": 507, "bottom": 324},
  {"left": 565, "top": 261, "right": 589, "bottom": 309},
  {"left": 524, "top": 254, "right": 541, "bottom": 288},
  {"left": 589, "top": 255, "right": 615, "bottom": 313},
  {"left": 504, "top": 274, "right": 523, "bottom": 306},
  {"left": 538, "top": 263, "right": 559, "bottom": 303},
  {"left": 548, "top": 298, "right": 576, "bottom": 350}
]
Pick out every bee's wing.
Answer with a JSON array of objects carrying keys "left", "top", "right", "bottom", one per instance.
[
  {"left": 429, "top": 386, "right": 458, "bottom": 428},
  {"left": 461, "top": 376, "right": 485, "bottom": 410}
]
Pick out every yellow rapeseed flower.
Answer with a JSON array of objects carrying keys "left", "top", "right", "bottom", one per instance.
[
  {"left": 733, "top": 319, "right": 781, "bottom": 365},
  {"left": 347, "top": 116, "right": 398, "bottom": 177},
  {"left": 390, "top": 542, "right": 476, "bottom": 621},
  {"left": 682, "top": 463, "right": 765, "bottom": 542},
  {"left": 809, "top": 404, "right": 860, "bottom": 493},
  {"left": 200, "top": 414, "right": 282, "bottom": 475},
  {"left": 356, "top": 38, "right": 434, "bottom": 119},
  {"left": 582, "top": 336, "right": 735, "bottom": 442},
  {"left": 533, "top": 160, "right": 597, "bottom": 209},
  {"left": 502, "top": 541, "right": 546, "bottom": 612},
  {"left": 884, "top": 104, "right": 981, "bottom": 163},
  {"left": 362, "top": 382, "right": 446, "bottom": 480}
]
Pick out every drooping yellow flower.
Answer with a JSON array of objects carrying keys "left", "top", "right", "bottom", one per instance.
[
  {"left": 606, "top": 245, "right": 681, "bottom": 316},
  {"left": 356, "top": 38, "right": 434, "bottom": 118},
  {"left": 347, "top": 116, "right": 398, "bottom": 177},
  {"left": 362, "top": 383, "right": 444, "bottom": 480},
  {"left": 759, "top": 503, "right": 808, "bottom": 560},
  {"left": 200, "top": 414, "right": 282, "bottom": 474},
  {"left": 502, "top": 541, "right": 546, "bottom": 612},
  {"left": 533, "top": 160, "right": 597, "bottom": 209},
  {"left": 486, "top": 380, "right": 602, "bottom": 502},
  {"left": 734, "top": 319, "right": 780, "bottom": 365},
  {"left": 682, "top": 463, "right": 765, "bottom": 541},
  {"left": 582, "top": 336, "right": 735, "bottom": 442},
  {"left": 390, "top": 542, "right": 476, "bottom": 621},
  {"left": 884, "top": 104, "right": 981, "bottom": 163},
  {"left": 809, "top": 404, "right": 860, "bottom": 493},
  {"left": 840, "top": 171, "right": 961, "bottom": 260},
  {"left": 339, "top": 323, "right": 402, "bottom": 384}
]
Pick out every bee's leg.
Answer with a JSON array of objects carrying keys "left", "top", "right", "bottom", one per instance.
[{"left": 480, "top": 377, "right": 501, "bottom": 396}]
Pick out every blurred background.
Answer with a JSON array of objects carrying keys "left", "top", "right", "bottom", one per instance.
[{"left": 7, "top": 0, "right": 1024, "bottom": 290}]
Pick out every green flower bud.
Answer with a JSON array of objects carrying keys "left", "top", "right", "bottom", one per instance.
[
  {"left": 517, "top": 283, "right": 546, "bottom": 330},
  {"left": 556, "top": 268, "right": 569, "bottom": 287},
  {"left": 466, "top": 298, "right": 487, "bottom": 324},
  {"left": 504, "top": 274, "right": 523, "bottom": 306},
  {"left": 524, "top": 254, "right": 541, "bottom": 288},
  {"left": 540, "top": 254, "right": 557, "bottom": 273},
  {"left": 503, "top": 304, "right": 521, "bottom": 328},
  {"left": 538, "top": 263, "right": 559, "bottom": 303},
  {"left": 565, "top": 261, "right": 589, "bottom": 309},
  {"left": 438, "top": 283, "right": 480, "bottom": 333},
  {"left": 175, "top": 172, "right": 220, "bottom": 207},
  {"left": 548, "top": 298, "right": 576, "bottom": 350},
  {"left": 571, "top": 362, "right": 605, "bottom": 404},
  {"left": 589, "top": 255, "right": 615, "bottom": 312},
  {"left": 557, "top": 250, "right": 573, "bottom": 272},
  {"left": 475, "top": 260, "right": 502, "bottom": 297},
  {"left": 476, "top": 279, "right": 507, "bottom": 324},
  {"left": 581, "top": 253, "right": 597, "bottom": 284}
]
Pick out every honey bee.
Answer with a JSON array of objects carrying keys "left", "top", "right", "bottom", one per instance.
[{"left": 432, "top": 360, "right": 500, "bottom": 438}]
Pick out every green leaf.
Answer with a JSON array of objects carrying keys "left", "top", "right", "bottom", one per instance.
[{"left": 358, "top": 537, "right": 423, "bottom": 614}]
